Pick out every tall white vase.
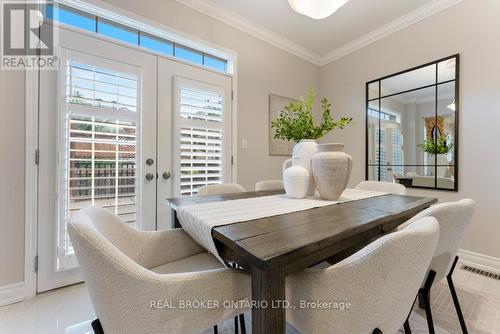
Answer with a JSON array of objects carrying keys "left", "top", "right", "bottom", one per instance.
[
  {"left": 283, "top": 140, "right": 318, "bottom": 196},
  {"left": 311, "top": 143, "right": 353, "bottom": 200}
]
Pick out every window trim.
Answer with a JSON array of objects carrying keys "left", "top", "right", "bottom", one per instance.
[{"left": 52, "top": 0, "right": 235, "bottom": 74}]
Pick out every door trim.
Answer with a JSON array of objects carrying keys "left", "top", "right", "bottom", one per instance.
[{"left": 25, "top": 69, "right": 39, "bottom": 299}]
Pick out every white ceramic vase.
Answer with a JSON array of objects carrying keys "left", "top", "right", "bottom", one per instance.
[
  {"left": 283, "top": 139, "right": 318, "bottom": 196},
  {"left": 283, "top": 157, "right": 309, "bottom": 199},
  {"left": 311, "top": 143, "right": 353, "bottom": 200}
]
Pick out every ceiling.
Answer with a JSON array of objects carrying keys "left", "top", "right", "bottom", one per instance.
[{"left": 176, "top": 0, "right": 464, "bottom": 65}]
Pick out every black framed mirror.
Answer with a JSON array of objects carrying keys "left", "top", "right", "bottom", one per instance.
[{"left": 365, "top": 54, "right": 459, "bottom": 191}]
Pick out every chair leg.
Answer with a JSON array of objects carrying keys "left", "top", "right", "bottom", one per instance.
[
  {"left": 404, "top": 294, "right": 416, "bottom": 334},
  {"left": 91, "top": 319, "right": 104, "bottom": 334},
  {"left": 448, "top": 256, "right": 468, "bottom": 334},
  {"left": 403, "top": 319, "right": 412, "bottom": 334},
  {"left": 234, "top": 316, "right": 239, "bottom": 334},
  {"left": 239, "top": 313, "right": 247, "bottom": 334},
  {"left": 419, "top": 270, "right": 437, "bottom": 334},
  {"left": 213, "top": 325, "right": 218, "bottom": 334}
]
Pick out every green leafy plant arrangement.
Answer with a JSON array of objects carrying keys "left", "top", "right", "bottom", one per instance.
[
  {"left": 271, "top": 89, "right": 352, "bottom": 142},
  {"left": 418, "top": 134, "right": 454, "bottom": 154}
]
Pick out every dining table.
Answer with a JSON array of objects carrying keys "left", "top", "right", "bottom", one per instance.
[{"left": 167, "top": 190, "right": 437, "bottom": 334}]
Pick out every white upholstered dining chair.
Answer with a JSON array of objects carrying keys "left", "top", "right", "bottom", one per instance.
[
  {"left": 397, "top": 199, "right": 476, "bottom": 334},
  {"left": 198, "top": 183, "right": 245, "bottom": 196},
  {"left": 254, "top": 180, "right": 284, "bottom": 191},
  {"left": 286, "top": 216, "right": 440, "bottom": 334},
  {"left": 68, "top": 207, "right": 250, "bottom": 334},
  {"left": 355, "top": 180, "right": 407, "bottom": 195}
]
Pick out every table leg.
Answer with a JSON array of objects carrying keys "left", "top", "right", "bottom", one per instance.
[
  {"left": 172, "top": 209, "right": 181, "bottom": 229},
  {"left": 250, "top": 265, "right": 285, "bottom": 334}
]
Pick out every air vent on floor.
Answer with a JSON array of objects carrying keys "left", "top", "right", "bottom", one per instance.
[{"left": 461, "top": 265, "right": 500, "bottom": 281}]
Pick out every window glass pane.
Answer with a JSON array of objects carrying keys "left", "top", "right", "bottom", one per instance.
[
  {"left": 178, "top": 86, "right": 224, "bottom": 197},
  {"left": 175, "top": 44, "right": 203, "bottom": 64},
  {"left": 67, "top": 60, "right": 138, "bottom": 112},
  {"left": 204, "top": 54, "right": 227, "bottom": 72},
  {"left": 45, "top": 4, "right": 96, "bottom": 32},
  {"left": 180, "top": 88, "right": 223, "bottom": 123},
  {"left": 179, "top": 127, "right": 223, "bottom": 197},
  {"left": 98, "top": 19, "right": 138, "bottom": 45},
  {"left": 66, "top": 115, "right": 138, "bottom": 232},
  {"left": 140, "top": 33, "right": 173, "bottom": 56}
]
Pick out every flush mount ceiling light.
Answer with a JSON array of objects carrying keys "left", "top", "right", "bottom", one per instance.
[{"left": 288, "top": 0, "right": 349, "bottom": 19}]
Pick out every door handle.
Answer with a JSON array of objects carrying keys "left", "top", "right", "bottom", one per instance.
[
  {"left": 162, "top": 171, "right": 171, "bottom": 180},
  {"left": 145, "top": 173, "right": 155, "bottom": 181}
]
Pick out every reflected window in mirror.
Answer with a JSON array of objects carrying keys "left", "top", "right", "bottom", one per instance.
[{"left": 366, "top": 55, "right": 459, "bottom": 191}]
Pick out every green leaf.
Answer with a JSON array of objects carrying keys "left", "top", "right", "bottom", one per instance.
[{"left": 271, "top": 88, "right": 352, "bottom": 142}]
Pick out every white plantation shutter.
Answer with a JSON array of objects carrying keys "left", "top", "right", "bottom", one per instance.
[
  {"left": 67, "top": 61, "right": 138, "bottom": 112},
  {"left": 59, "top": 53, "right": 141, "bottom": 269},
  {"left": 176, "top": 80, "right": 229, "bottom": 196}
]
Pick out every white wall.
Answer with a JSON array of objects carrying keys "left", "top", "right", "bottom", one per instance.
[
  {"left": 320, "top": 0, "right": 500, "bottom": 259},
  {"left": 0, "top": 70, "right": 25, "bottom": 286}
]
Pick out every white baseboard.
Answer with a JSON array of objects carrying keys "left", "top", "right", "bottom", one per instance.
[
  {"left": 458, "top": 249, "right": 500, "bottom": 275},
  {"left": 0, "top": 282, "right": 25, "bottom": 307}
]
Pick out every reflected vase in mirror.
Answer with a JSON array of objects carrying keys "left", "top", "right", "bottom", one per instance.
[{"left": 312, "top": 143, "right": 353, "bottom": 200}]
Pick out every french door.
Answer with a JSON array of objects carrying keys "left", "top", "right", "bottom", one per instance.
[
  {"left": 37, "top": 29, "right": 157, "bottom": 292},
  {"left": 37, "top": 29, "right": 233, "bottom": 291}
]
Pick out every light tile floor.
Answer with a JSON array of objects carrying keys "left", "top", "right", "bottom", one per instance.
[{"left": 1, "top": 262, "right": 499, "bottom": 334}]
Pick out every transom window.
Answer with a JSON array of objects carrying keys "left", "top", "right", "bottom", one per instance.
[{"left": 45, "top": 3, "right": 230, "bottom": 73}]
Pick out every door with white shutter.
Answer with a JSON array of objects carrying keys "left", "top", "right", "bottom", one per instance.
[
  {"left": 157, "top": 59, "right": 232, "bottom": 230},
  {"left": 37, "top": 29, "right": 157, "bottom": 292}
]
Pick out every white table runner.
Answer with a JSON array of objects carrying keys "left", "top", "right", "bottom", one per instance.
[{"left": 176, "top": 188, "right": 388, "bottom": 264}]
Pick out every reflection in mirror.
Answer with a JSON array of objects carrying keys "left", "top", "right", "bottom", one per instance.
[
  {"left": 438, "top": 58, "right": 456, "bottom": 83},
  {"left": 380, "top": 63, "right": 435, "bottom": 97},
  {"left": 368, "top": 82, "right": 379, "bottom": 100},
  {"left": 380, "top": 86, "right": 435, "bottom": 166},
  {"left": 366, "top": 55, "right": 459, "bottom": 191}
]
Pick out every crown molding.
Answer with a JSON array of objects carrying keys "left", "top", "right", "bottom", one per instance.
[
  {"left": 175, "top": 0, "right": 323, "bottom": 65},
  {"left": 176, "top": 0, "right": 464, "bottom": 67},
  {"left": 319, "top": 0, "right": 465, "bottom": 66}
]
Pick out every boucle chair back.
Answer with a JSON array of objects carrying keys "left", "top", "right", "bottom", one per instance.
[
  {"left": 68, "top": 207, "right": 248, "bottom": 334},
  {"left": 255, "top": 180, "right": 284, "bottom": 191},
  {"left": 198, "top": 183, "right": 245, "bottom": 196},
  {"left": 355, "top": 180, "right": 407, "bottom": 195},
  {"left": 286, "top": 216, "right": 439, "bottom": 334},
  {"left": 398, "top": 199, "right": 475, "bottom": 282}
]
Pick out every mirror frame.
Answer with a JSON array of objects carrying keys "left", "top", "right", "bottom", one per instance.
[{"left": 365, "top": 54, "right": 459, "bottom": 191}]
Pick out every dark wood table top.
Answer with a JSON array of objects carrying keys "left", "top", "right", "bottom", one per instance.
[
  {"left": 167, "top": 190, "right": 284, "bottom": 209},
  {"left": 167, "top": 191, "right": 437, "bottom": 272}
]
